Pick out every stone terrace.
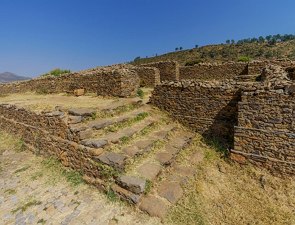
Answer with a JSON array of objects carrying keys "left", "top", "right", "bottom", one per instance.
[{"left": 0, "top": 89, "right": 198, "bottom": 219}]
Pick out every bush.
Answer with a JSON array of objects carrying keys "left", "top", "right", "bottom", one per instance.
[
  {"left": 42, "top": 68, "right": 71, "bottom": 77},
  {"left": 185, "top": 59, "right": 202, "bottom": 66},
  {"left": 137, "top": 88, "right": 144, "bottom": 99},
  {"left": 238, "top": 56, "right": 251, "bottom": 62}
]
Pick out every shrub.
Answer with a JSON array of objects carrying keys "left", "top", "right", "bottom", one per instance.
[
  {"left": 185, "top": 59, "right": 202, "bottom": 66},
  {"left": 137, "top": 88, "right": 144, "bottom": 99},
  {"left": 238, "top": 56, "right": 251, "bottom": 62},
  {"left": 42, "top": 68, "right": 71, "bottom": 77}
]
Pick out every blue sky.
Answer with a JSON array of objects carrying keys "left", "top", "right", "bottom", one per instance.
[{"left": 0, "top": 0, "right": 294, "bottom": 77}]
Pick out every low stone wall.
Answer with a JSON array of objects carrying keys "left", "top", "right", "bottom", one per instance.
[
  {"left": 0, "top": 66, "right": 140, "bottom": 98},
  {"left": 140, "top": 61, "right": 179, "bottom": 82},
  {"left": 133, "top": 67, "right": 160, "bottom": 87},
  {"left": 179, "top": 62, "right": 247, "bottom": 80},
  {"left": 150, "top": 80, "right": 241, "bottom": 146},
  {"left": 248, "top": 60, "right": 295, "bottom": 75},
  {"left": 232, "top": 88, "right": 295, "bottom": 176},
  {"left": 0, "top": 108, "right": 104, "bottom": 181},
  {"left": 0, "top": 103, "right": 126, "bottom": 188}
]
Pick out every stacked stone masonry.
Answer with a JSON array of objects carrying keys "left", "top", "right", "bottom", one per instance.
[
  {"left": 0, "top": 65, "right": 140, "bottom": 97},
  {"left": 232, "top": 88, "right": 295, "bottom": 176},
  {"left": 139, "top": 61, "right": 180, "bottom": 82},
  {"left": 133, "top": 67, "right": 161, "bottom": 87},
  {"left": 151, "top": 66, "right": 295, "bottom": 176},
  {"left": 150, "top": 80, "right": 241, "bottom": 146}
]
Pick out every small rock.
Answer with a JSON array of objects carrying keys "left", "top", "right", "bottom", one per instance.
[
  {"left": 73, "top": 89, "right": 85, "bottom": 96},
  {"left": 81, "top": 139, "right": 108, "bottom": 148},
  {"left": 79, "top": 129, "right": 93, "bottom": 140},
  {"left": 156, "top": 152, "right": 174, "bottom": 165},
  {"left": 111, "top": 184, "right": 141, "bottom": 204},
  {"left": 137, "top": 163, "right": 161, "bottom": 180},
  {"left": 139, "top": 195, "right": 169, "bottom": 219},
  {"left": 259, "top": 175, "right": 266, "bottom": 189},
  {"left": 157, "top": 181, "right": 183, "bottom": 204},
  {"left": 116, "top": 175, "right": 146, "bottom": 194},
  {"left": 97, "top": 152, "right": 126, "bottom": 170},
  {"left": 68, "top": 116, "right": 82, "bottom": 124},
  {"left": 68, "top": 108, "right": 96, "bottom": 117}
]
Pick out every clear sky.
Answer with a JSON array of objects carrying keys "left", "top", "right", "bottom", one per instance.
[{"left": 1, "top": 0, "right": 294, "bottom": 77}]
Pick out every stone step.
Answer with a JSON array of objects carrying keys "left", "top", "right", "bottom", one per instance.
[
  {"left": 138, "top": 138, "right": 201, "bottom": 219},
  {"left": 81, "top": 118, "right": 156, "bottom": 149},
  {"left": 133, "top": 130, "right": 194, "bottom": 180},
  {"left": 87, "top": 107, "right": 149, "bottom": 130},
  {"left": 121, "top": 124, "right": 176, "bottom": 158},
  {"left": 112, "top": 130, "right": 194, "bottom": 207}
]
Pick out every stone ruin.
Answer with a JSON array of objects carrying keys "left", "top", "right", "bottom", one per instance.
[{"left": 0, "top": 59, "right": 294, "bottom": 218}]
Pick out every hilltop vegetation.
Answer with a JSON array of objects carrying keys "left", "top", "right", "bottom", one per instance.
[
  {"left": 41, "top": 68, "right": 71, "bottom": 77},
  {"left": 133, "top": 34, "right": 295, "bottom": 66}
]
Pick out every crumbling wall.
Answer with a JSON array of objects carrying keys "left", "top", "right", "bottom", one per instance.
[
  {"left": 150, "top": 80, "right": 241, "bottom": 146},
  {"left": 140, "top": 61, "right": 179, "bottom": 82},
  {"left": 0, "top": 66, "right": 140, "bottom": 98},
  {"left": 133, "top": 67, "right": 160, "bottom": 87},
  {"left": 179, "top": 62, "right": 247, "bottom": 80},
  {"left": 248, "top": 60, "right": 295, "bottom": 75}
]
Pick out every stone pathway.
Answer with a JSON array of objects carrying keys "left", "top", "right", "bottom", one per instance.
[{"left": 0, "top": 149, "right": 161, "bottom": 225}]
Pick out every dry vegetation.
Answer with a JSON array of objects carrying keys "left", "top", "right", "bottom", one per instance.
[
  {"left": 166, "top": 135, "right": 295, "bottom": 225},
  {"left": 1, "top": 129, "right": 294, "bottom": 225},
  {"left": 133, "top": 40, "right": 295, "bottom": 66}
]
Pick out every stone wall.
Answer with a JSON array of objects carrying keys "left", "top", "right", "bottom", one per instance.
[
  {"left": 0, "top": 106, "right": 106, "bottom": 181},
  {"left": 232, "top": 87, "right": 295, "bottom": 176},
  {"left": 248, "top": 60, "right": 295, "bottom": 75},
  {"left": 150, "top": 80, "right": 241, "bottom": 146},
  {"left": 133, "top": 67, "right": 160, "bottom": 87},
  {"left": 0, "top": 66, "right": 140, "bottom": 98},
  {"left": 179, "top": 62, "right": 247, "bottom": 80},
  {"left": 140, "top": 61, "right": 179, "bottom": 82}
]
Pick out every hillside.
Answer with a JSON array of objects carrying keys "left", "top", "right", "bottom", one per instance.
[
  {"left": 133, "top": 40, "right": 295, "bottom": 66},
  {"left": 0, "top": 72, "right": 30, "bottom": 83}
]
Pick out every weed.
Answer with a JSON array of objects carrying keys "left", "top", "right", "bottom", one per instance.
[
  {"left": 95, "top": 161, "right": 120, "bottom": 179},
  {"left": 120, "top": 136, "right": 130, "bottom": 145},
  {"left": 63, "top": 170, "right": 84, "bottom": 186},
  {"left": 106, "top": 189, "right": 118, "bottom": 202},
  {"left": 4, "top": 189, "right": 17, "bottom": 195},
  {"left": 144, "top": 180, "right": 153, "bottom": 195},
  {"left": 41, "top": 157, "right": 83, "bottom": 186},
  {"left": 105, "top": 112, "right": 149, "bottom": 133},
  {"left": 91, "top": 112, "right": 97, "bottom": 120},
  {"left": 137, "top": 88, "right": 144, "bottom": 99},
  {"left": 16, "top": 139, "right": 26, "bottom": 152},
  {"left": 12, "top": 200, "right": 42, "bottom": 214},
  {"left": 31, "top": 171, "right": 44, "bottom": 180},
  {"left": 14, "top": 165, "right": 31, "bottom": 174},
  {"left": 37, "top": 219, "right": 46, "bottom": 224}
]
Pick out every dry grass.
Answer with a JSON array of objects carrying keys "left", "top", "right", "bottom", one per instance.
[
  {"left": 0, "top": 92, "right": 120, "bottom": 113},
  {"left": 166, "top": 135, "right": 295, "bottom": 225},
  {"left": 0, "top": 131, "right": 25, "bottom": 154}
]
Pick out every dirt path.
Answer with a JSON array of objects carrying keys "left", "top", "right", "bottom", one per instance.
[{"left": 0, "top": 148, "right": 161, "bottom": 225}]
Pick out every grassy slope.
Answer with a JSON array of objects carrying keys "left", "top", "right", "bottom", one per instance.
[{"left": 133, "top": 40, "right": 295, "bottom": 65}]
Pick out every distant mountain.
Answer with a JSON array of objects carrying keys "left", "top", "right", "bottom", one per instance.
[{"left": 0, "top": 72, "right": 30, "bottom": 83}]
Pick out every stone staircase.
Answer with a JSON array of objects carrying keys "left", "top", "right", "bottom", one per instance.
[{"left": 66, "top": 99, "right": 197, "bottom": 218}]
